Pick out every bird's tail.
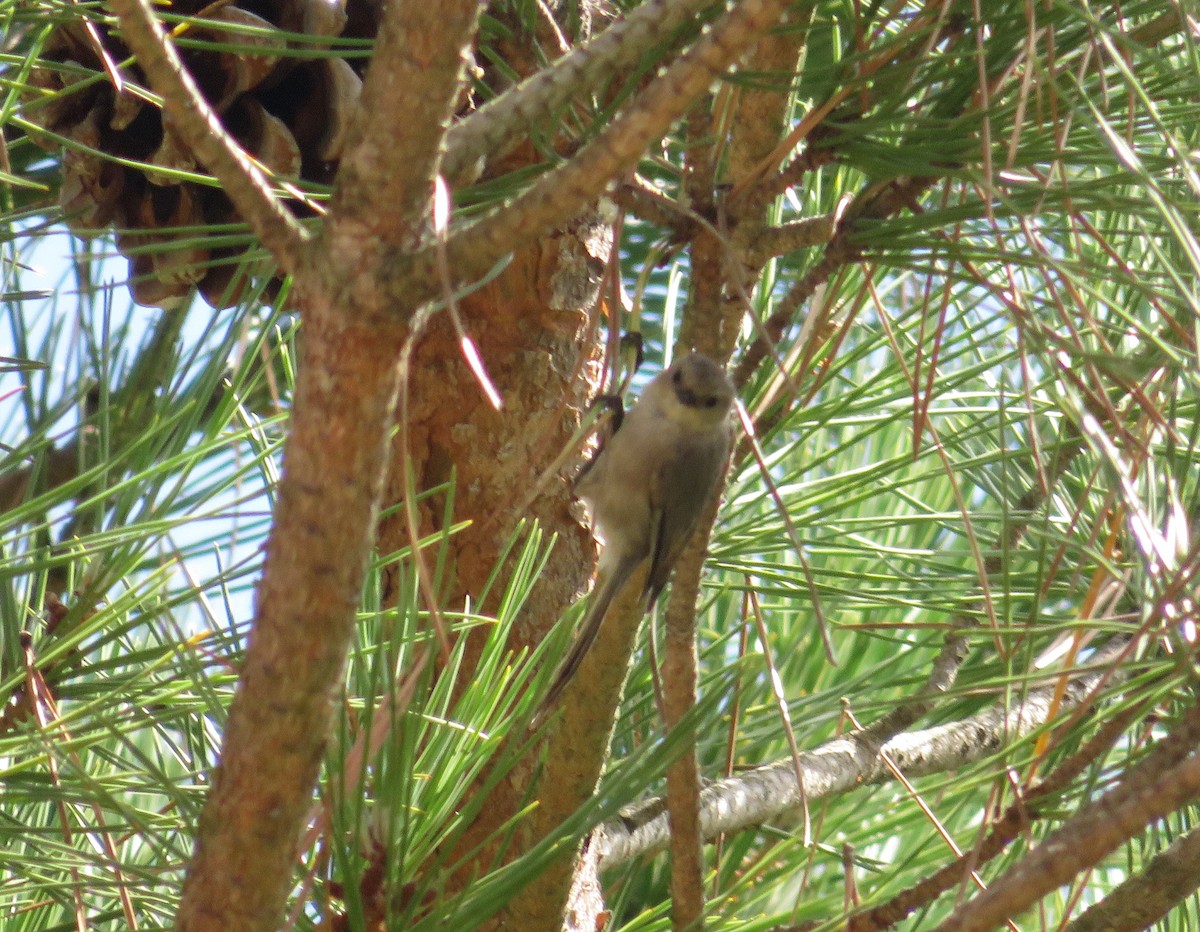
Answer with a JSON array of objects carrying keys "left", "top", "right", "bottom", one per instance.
[{"left": 532, "top": 555, "right": 641, "bottom": 727}]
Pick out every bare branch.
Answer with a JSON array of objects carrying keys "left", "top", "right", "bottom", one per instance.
[
  {"left": 597, "top": 640, "right": 1129, "bottom": 869},
  {"left": 661, "top": 493, "right": 725, "bottom": 928},
  {"left": 736, "top": 139, "right": 838, "bottom": 214},
  {"left": 174, "top": 1, "right": 494, "bottom": 924},
  {"left": 613, "top": 179, "right": 692, "bottom": 236},
  {"left": 176, "top": 303, "right": 412, "bottom": 931},
  {"left": 513, "top": 565, "right": 652, "bottom": 928}
]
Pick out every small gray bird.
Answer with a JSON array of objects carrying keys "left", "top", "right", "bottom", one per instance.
[{"left": 537, "top": 352, "right": 736, "bottom": 718}]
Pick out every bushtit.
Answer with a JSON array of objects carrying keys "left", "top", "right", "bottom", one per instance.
[{"left": 537, "top": 352, "right": 735, "bottom": 717}]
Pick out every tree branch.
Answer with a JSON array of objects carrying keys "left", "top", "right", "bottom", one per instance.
[
  {"left": 744, "top": 215, "right": 836, "bottom": 267},
  {"left": 1063, "top": 824, "right": 1200, "bottom": 932},
  {"left": 933, "top": 699, "right": 1200, "bottom": 932},
  {"left": 661, "top": 493, "right": 725, "bottom": 928},
  {"left": 325, "top": 0, "right": 484, "bottom": 242},
  {"left": 612, "top": 178, "right": 692, "bottom": 236},
  {"left": 176, "top": 306, "right": 412, "bottom": 932},
  {"left": 733, "top": 175, "right": 937, "bottom": 388},
  {"left": 442, "top": 0, "right": 722, "bottom": 183},
  {"left": 849, "top": 697, "right": 1152, "bottom": 931},
  {"left": 175, "top": 2, "right": 486, "bottom": 928},
  {"left": 512, "top": 565, "right": 652, "bottom": 928},
  {"left": 736, "top": 138, "right": 838, "bottom": 214},
  {"left": 596, "top": 639, "right": 1129, "bottom": 869},
  {"left": 391, "top": 0, "right": 802, "bottom": 304}
]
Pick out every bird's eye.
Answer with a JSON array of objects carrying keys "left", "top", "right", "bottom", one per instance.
[
  {"left": 704, "top": 397, "right": 718, "bottom": 408},
  {"left": 672, "top": 370, "right": 683, "bottom": 385}
]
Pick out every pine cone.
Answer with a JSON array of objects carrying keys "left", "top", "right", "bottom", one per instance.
[{"left": 23, "top": 0, "right": 367, "bottom": 309}]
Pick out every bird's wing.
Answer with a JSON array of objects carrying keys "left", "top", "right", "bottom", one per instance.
[{"left": 643, "top": 435, "right": 728, "bottom": 607}]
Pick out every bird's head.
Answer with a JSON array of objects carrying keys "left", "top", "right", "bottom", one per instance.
[{"left": 648, "top": 352, "right": 735, "bottom": 432}]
